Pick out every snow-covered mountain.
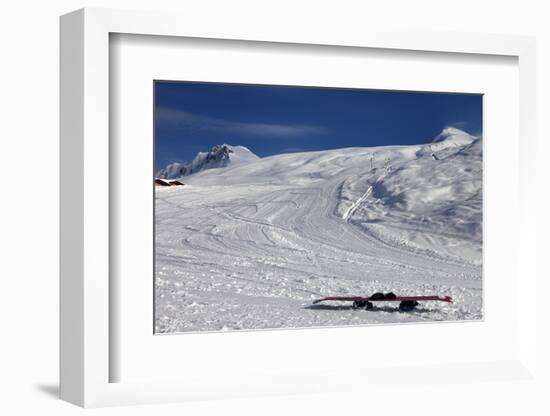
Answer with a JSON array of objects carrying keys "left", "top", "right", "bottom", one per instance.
[
  {"left": 156, "top": 144, "right": 260, "bottom": 179},
  {"left": 155, "top": 128, "right": 483, "bottom": 333},
  {"left": 155, "top": 161, "right": 187, "bottom": 179}
]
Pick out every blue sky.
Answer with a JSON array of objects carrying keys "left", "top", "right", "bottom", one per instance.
[{"left": 155, "top": 81, "right": 482, "bottom": 170}]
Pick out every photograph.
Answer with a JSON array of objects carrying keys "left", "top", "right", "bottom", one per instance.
[{"left": 154, "top": 81, "right": 483, "bottom": 334}]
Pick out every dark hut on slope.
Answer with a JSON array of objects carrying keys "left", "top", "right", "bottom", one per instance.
[{"left": 155, "top": 178, "right": 185, "bottom": 187}]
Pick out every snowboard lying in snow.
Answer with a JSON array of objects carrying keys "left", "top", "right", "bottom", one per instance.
[{"left": 312, "top": 293, "right": 453, "bottom": 311}]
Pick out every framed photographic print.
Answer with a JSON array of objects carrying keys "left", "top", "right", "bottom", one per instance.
[{"left": 60, "top": 8, "right": 538, "bottom": 408}]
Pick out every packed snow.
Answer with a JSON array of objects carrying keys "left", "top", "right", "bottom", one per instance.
[{"left": 155, "top": 128, "right": 483, "bottom": 333}]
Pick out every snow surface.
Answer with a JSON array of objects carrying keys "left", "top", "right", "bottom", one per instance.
[{"left": 155, "top": 129, "right": 482, "bottom": 333}]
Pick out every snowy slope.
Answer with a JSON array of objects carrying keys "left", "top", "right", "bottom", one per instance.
[
  {"left": 339, "top": 127, "right": 482, "bottom": 262},
  {"left": 155, "top": 128, "right": 483, "bottom": 333},
  {"left": 156, "top": 144, "right": 259, "bottom": 179}
]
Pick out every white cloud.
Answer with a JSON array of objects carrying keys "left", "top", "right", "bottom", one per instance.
[{"left": 156, "top": 108, "right": 328, "bottom": 138}]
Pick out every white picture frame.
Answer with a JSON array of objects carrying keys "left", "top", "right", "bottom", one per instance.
[{"left": 60, "top": 8, "right": 537, "bottom": 408}]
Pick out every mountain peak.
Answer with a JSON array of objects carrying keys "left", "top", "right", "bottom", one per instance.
[
  {"left": 431, "top": 127, "right": 481, "bottom": 144},
  {"left": 414, "top": 127, "right": 479, "bottom": 160},
  {"left": 205, "top": 144, "right": 234, "bottom": 163},
  {"left": 157, "top": 144, "right": 260, "bottom": 179}
]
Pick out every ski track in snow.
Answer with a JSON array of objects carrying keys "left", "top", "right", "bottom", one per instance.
[
  {"left": 155, "top": 134, "right": 483, "bottom": 333},
  {"left": 342, "top": 185, "right": 374, "bottom": 222}
]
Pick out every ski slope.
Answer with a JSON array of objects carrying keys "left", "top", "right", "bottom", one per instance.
[{"left": 155, "top": 128, "right": 483, "bottom": 333}]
